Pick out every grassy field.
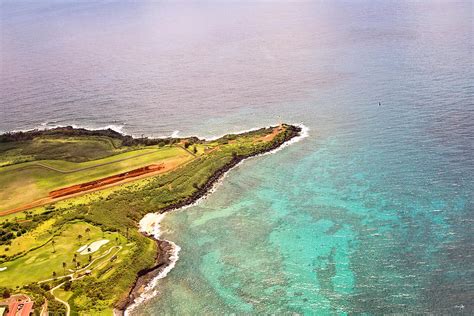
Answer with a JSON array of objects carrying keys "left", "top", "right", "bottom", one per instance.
[
  {"left": 0, "top": 221, "right": 124, "bottom": 287},
  {"left": 0, "top": 145, "right": 194, "bottom": 211},
  {"left": 0, "top": 124, "right": 300, "bottom": 314},
  {"left": 0, "top": 218, "right": 57, "bottom": 257},
  {"left": 0, "top": 136, "right": 126, "bottom": 167}
]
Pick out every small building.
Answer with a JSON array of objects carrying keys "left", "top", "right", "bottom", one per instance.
[{"left": 6, "top": 301, "right": 33, "bottom": 316}]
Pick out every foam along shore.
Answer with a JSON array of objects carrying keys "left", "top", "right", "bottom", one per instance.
[
  {"left": 121, "top": 123, "right": 309, "bottom": 315},
  {"left": 122, "top": 213, "right": 181, "bottom": 315}
]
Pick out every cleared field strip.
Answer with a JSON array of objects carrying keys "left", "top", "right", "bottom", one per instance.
[
  {"left": 0, "top": 146, "right": 195, "bottom": 213},
  {"left": 49, "top": 164, "right": 165, "bottom": 198}
]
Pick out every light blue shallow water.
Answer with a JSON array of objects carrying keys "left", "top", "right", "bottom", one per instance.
[{"left": 1, "top": 0, "right": 473, "bottom": 314}]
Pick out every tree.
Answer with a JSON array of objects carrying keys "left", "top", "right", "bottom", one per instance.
[
  {"left": 62, "top": 262, "right": 67, "bottom": 275},
  {"left": 64, "top": 281, "right": 72, "bottom": 291},
  {"left": 85, "top": 228, "right": 91, "bottom": 240},
  {"left": 77, "top": 234, "right": 83, "bottom": 243},
  {"left": 40, "top": 283, "right": 50, "bottom": 291},
  {"left": 193, "top": 146, "right": 198, "bottom": 154},
  {"left": 89, "top": 254, "right": 92, "bottom": 262},
  {"left": 52, "top": 271, "right": 57, "bottom": 278},
  {"left": 2, "top": 288, "right": 10, "bottom": 299},
  {"left": 51, "top": 239, "right": 56, "bottom": 253}
]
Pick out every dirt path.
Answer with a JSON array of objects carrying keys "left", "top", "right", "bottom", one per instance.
[
  {"left": 39, "top": 245, "right": 122, "bottom": 284},
  {"left": 49, "top": 164, "right": 165, "bottom": 198},
  {"left": 0, "top": 156, "right": 196, "bottom": 216},
  {"left": 44, "top": 245, "right": 123, "bottom": 316},
  {"left": 176, "top": 144, "right": 197, "bottom": 157},
  {"left": 40, "top": 298, "right": 48, "bottom": 316},
  {"left": 255, "top": 126, "right": 283, "bottom": 143},
  {"left": 50, "top": 285, "right": 71, "bottom": 316}
]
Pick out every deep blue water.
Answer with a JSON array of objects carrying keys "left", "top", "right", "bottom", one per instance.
[{"left": 1, "top": 0, "right": 473, "bottom": 314}]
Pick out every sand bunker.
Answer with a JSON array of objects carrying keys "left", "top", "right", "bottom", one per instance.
[
  {"left": 77, "top": 239, "right": 110, "bottom": 255},
  {"left": 0, "top": 267, "right": 7, "bottom": 271},
  {"left": 77, "top": 245, "right": 88, "bottom": 253}
]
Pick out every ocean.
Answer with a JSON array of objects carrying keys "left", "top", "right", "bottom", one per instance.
[{"left": 1, "top": 0, "right": 473, "bottom": 314}]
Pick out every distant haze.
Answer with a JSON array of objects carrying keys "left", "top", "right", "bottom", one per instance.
[{"left": 1, "top": 0, "right": 473, "bottom": 314}]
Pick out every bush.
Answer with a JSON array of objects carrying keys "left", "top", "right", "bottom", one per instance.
[
  {"left": 2, "top": 288, "right": 10, "bottom": 298},
  {"left": 64, "top": 281, "right": 72, "bottom": 291}
]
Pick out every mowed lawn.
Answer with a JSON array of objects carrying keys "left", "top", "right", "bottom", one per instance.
[
  {"left": 0, "top": 145, "right": 194, "bottom": 211},
  {"left": 0, "top": 221, "right": 123, "bottom": 287}
]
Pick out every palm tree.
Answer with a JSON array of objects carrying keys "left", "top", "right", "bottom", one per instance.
[
  {"left": 51, "top": 239, "right": 56, "bottom": 253},
  {"left": 85, "top": 228, "right": 91, "bottom": 240},
  {"left": 62, "top": 262, "right": 67, "bottom": 275}
]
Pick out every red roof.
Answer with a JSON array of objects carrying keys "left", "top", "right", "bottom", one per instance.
[{"left": 7, "top": 301, "right": 33, "bottom": 316}]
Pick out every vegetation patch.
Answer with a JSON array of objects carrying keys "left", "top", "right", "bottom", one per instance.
[{"left": 0, "top": 124, "right": 301, "bottom": 314}]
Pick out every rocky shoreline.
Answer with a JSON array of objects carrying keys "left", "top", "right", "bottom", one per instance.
[
  {"left": 116, "top": 124, "right": 303, "bottom": 314},
  {"left": 114, "top": 239, "right": 175, "bottom": 314}
]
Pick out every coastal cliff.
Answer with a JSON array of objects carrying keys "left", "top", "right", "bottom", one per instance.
[
  {"left": 0, "top": 124, "right": 303, "bottom": 315},
  {"left": 117, "top": 124, "right": 303, "bottom": 313}
]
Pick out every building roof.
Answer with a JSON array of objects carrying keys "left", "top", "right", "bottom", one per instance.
[{"left": 7, "top": 301, "right": 33, "bottom": 316}]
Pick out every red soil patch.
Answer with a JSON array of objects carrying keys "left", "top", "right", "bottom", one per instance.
[
  {"left": 255, "top": 126, "right": 284, "bottom": 143},
  {"left": 0, "top": 159, "right": 195, "bottom": 217},
  {"left": 49, "top": 164, "right": 164, "bottom": 199}
]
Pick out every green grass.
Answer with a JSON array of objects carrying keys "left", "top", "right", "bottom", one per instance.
[
  {"left": 0, "top": 124, "right": 300, "bottom": 314},
  {"left": 0, "top": 221, "right": 124, "bottom": 287},
  {"left": 0, "top": 145, "right": 193, "bottom": 211},
  {"left": 54, "top": 287, "right": 73, "bottom": 302},
  {"left": 0, "top": 136, "right": 127, "bottom": 166},
  {"left": 0, "top": 218, "right": 57, "bottom": 257}
]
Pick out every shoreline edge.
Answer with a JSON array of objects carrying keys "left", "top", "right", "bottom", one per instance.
[{"left": 117, "top": 123, "right": 309, "bottom": 315}]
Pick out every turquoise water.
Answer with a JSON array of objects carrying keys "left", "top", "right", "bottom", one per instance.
[
  {"left": 1, "top": 0, "right": 473, "bottom": 314},
  {"left": 136, "top": 113, "right": 472, "bottom": 313}
]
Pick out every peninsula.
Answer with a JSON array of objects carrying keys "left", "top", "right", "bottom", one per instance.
[{"left": 0, "top": 124, "right": 301, "bottom": 314}]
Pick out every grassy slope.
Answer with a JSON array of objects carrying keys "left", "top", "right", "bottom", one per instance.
[
  {"left": 0, "top": 136, "right": 125, "bottom": 166},
  {"left": 0, "top": 146, "right": 193, "bottom": 211},
  {"left": 0, "top": 125, "right": 300, "bottom": 314},
  {"left": 0, "top": 221, "right": 124, "bottom": 287}
]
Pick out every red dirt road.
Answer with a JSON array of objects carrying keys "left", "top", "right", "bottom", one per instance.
[
  {"left": 0, "top": 163, "right": 177, "bottom": 216},
  {"left": 49, "top": 164, "right": 164, "bottom": 198}
]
